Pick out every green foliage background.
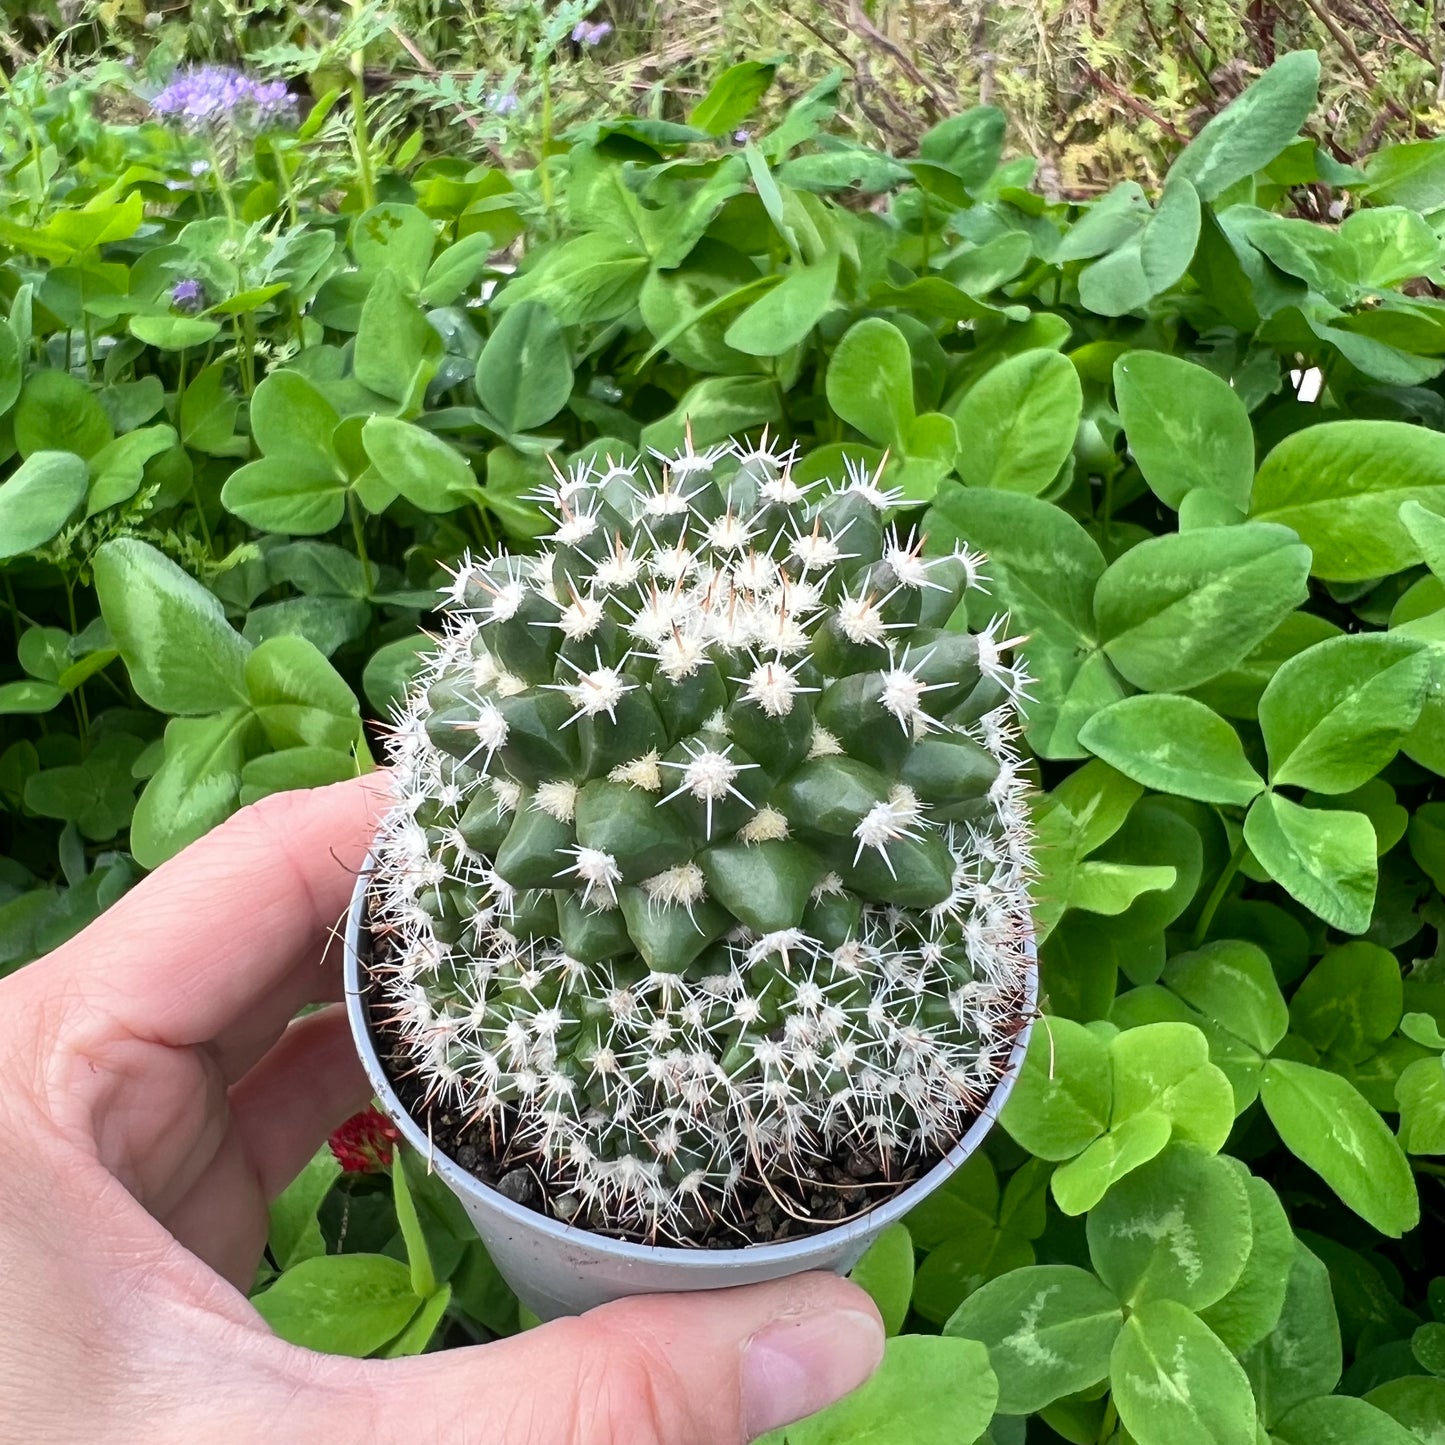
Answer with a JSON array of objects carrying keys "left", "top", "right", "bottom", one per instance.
[{"left": 6, "top": 34, "right": 1445, "bottom": 1445}]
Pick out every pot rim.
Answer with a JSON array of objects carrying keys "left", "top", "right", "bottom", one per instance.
[{"left": 343, "top": 856, "right": 1039, "bottom": 1269}]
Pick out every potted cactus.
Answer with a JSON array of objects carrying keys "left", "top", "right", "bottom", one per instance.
[{"left": 344, "top": 436, "right": 1038, "bottom": 1319}]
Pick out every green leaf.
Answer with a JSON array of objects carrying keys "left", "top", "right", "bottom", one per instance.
[
  {"left": 849, "top": 1223, "right": 914, "bottom": 1337},
  {"left": 1258, "top": 1058, "right": 1419, "bottom": 1236},
  {"left": 244, "top": 633, "right": 360, "bottom": 752},
  {"left": 1190, "top": 611, "right": 1342, "bottom": 721},
  {"left": 638, "top": 375, "right": 781, "bottom": 455},
  {"left": 1243, "top": 793, "right": 1377, "bottom": 934},
  {"left": 999, "top": 1017, "right": 1109, "bottom": 1161},
  {"left": 362, "top": 417, "right": 480, "bottom": 512},
  {"left": 1114, "top": 351, "right": 1254, "bottom": 510},
  {"left": 85, "top": 424, "right": 177, "bottom": 515},
  {"left": 379, "top": 1282, "right": 452, "bottom": 1358},
  {"left": 496, "top": 232, "right": 649, "bottom": 327},
  {"left": 1067, "top": 861, "right": 1178, "bottom": 916},
  {"left": 925, "top": 486, "right": 1111, "bottom": 757},
  {"left": 1397, "top": 1056, "right": 1445, "bottom": 1155},
  {"left": 1289, "top": 942, "right": 1403, "bottom": 1064},
  {"left": 421, "top": 231, "right": 494, "bottom": 307},
  {"left": 354, "top": 268, "right": 442, "bottom": 409},
  {"left": 179, "top": 362, "right": 242, "bottom": 455},
  {"left": 351, "top": 202, "right": 436, "bottom": 292},
  {"left": 1257, "top": 633, "right": 1431, "bottom": 793},
  {"left": 392, "top": 1148, "right": 437, "bottom": 1300},
  {"left": 13, "top": 369, "right": 113, "bottom": 458},
  {"left": 1110, "top": 1299, "right": 1257, "bottom": 1445},
  {"left": 1276, "top": 1396, "right": 1419, "bottom": 1445},
  {"left": 1400, "top": 499, "right": 1445, "bottom": 580},
  {"left": 0, "top": 450, "right": 88, "bottom": 558},
  {"left": 929, "top": 485, "right": 1105, "bottom": 642},
  {"left": 0, "top": 679, "right": 65, "bottom": 714},
  {"left": 1198, "top": 1171, "right": 1294, "bottom": 1353},
  {"left": 0, "top": 317, "right": 21, "bottom": 415},
  {"left": 251, "top": 1253, "right": 421, "bottom": 1358},
  {"left": 1416, "top": 1322, "right": 1445, "bottom": 1377},
  {"left": 943, "top": 1265, "right": 1121, "bottom": 1415},
  {"left": 1047, "top": 760, "right": 1144, "bottom": 855},
  {"left": 129, "top": 314, "right": 221, "bottom": 350},
  {"left": 238, "top": 745, "right": 358, "bottom": 806},
  {"left": 1163, "top": 942, "right": 1289, "bottom": 1056},
  {"left": 918, "top": 107, "right": 1006, "bottom": 187},
  {"left": 1095, "top": 524, "right": 1311, "bottom": 692},
  {"left": 249, "top": 368, "right": 343, "bottom": 472},
  {"left": 1087, "top": 1145, "right": 1252, "bottom": 1310},
  {"left": 221, "top": 458, "right": 350, "bottom": 534},
  {"left": 826, "top": 317, "right": 915, "bottom": 450},
  {"left": 1250, "top": 420, "right": 1445, "bottom": 582},
  {"left": 1341, "top": 207, "right": 1440, "bottom": 289},
  {"left": 475, "top": 300, "right": 574, "bottom": 434},
  {"left": 1051, "top": 1111, "right": 1173, "bottom": 1217},
  {"left": 24, "top": 737, "right": 140, "bottom": 840},
  {"left": 363, "top": 635, "right": 432, "bottom": 717},
  {"left": 1241, "top": 1242, "right": 1342, "bottom": 1425},
  {"left": 725, "top": 254, "right": 838, "bottom": 357},
  {"left": 1109, "top": 1023, "right": 1235, "bottom": 1152},
  {"left": 1170, "top": 50, "right": 1321, "bottom": 199},
  {"left": 689, "top": 60, "right": 776, "bottom": 135},
  {"left": 1077, "top": 176, "right": 1200, "bottom": 317},
  {"left": 911, "top": 1220, "right": 1036, "bottom": 1326},
  {"left": 1078, "top": 694, "right": 1263, "bottom": 806},
  {"left": 952, "top": 349, "right": 1082, "bottom": 494},
  {"left": 777, "top": 1336, "right": 998, "bottom": 1445},
  {"left": 130, "top": 708, "right": 256, "bottom": 869},
  {"left": 268, "top": 1145, "right": 342, "bottom": 1270},
  {"left": 93, "top": 538, "right": 250, "bottom": 715},
  {"left": 1364, "top": 135, "right": 1445, "bottom": 209},
  {"left": 1365, "top": 1377, "right": 1445, "bottom": 1442}
]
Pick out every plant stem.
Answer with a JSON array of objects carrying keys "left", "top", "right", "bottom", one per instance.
[
  {"left": 206, "top": 135, "right": 240, "bottom": 233},
  {"left": 2, "top": 573, "right": 23, "bottom": 648},
  {"left": 1096, "top": 1398, "right": 1118, "bottom": 1443},
  {"left": 350, "top": 2, "right": 378, "bottom": 210},
  {"left": 539, "top": 64, "right": 556, "bottom": 218},
  {"left": 1192, "top": 832, "right": 1249, "bottom": 948},
  {"left": 349, "top": 490, "right": 372, "bottom": 584}
]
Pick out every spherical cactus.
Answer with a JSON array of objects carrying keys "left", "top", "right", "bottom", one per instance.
[{"left": 368, "top": 434, "right": 1036, "bottom": 1242}]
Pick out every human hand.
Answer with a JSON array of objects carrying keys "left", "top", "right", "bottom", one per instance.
[{"left": 0, "top": 777, "right": 884, "bottom": 1444}]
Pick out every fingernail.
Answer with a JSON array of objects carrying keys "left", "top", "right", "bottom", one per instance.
[{"left": 741, "top": 1308, "right": 884, "bottom": 1440}]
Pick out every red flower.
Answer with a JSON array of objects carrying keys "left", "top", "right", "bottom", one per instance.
[{"left": 328, "top": 1105, "right": 400, "bottom": 1173}]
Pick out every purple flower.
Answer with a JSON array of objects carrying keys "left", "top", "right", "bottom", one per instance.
[
  {"left": 488, "top": 89, "right": 519, "bottom": 117},
  {"left": 170, "top": 279, "right": 206, "bottom": 313},
  {"left": 151, "top": 66, "right": 296, "bottom": 133},
  {"left": 571, "top": 19, "right": 613, "bottom": 45}
]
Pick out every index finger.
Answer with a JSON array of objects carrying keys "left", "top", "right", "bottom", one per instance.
[{"left": 45, "top": 775, "right": 389, "bottom": 1065}]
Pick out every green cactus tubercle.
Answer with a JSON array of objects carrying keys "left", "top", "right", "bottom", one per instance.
[{"left": 369, "top": 435, "right": 1036, "bottom": 1240}]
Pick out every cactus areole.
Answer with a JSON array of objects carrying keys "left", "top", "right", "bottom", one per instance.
[{"left": 361, "top": 435, "right": 1037, "bottom": 1247}]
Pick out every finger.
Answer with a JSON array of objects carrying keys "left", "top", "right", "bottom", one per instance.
[
  {"left": 45, "top": 775, "right": 388, "bottom": 1076},
  {"left": 161, "top": 1114, "right": 269, "bottom": 1289},
  {"left": 228, "top": 1006, "right": 371, "bottom": 1198},
  {"left": 332, "top": 1271, "right": 884, "bottom": 1445},
  {"left": 160, "top": 1010, "right": 370, "bottom": 1283}
]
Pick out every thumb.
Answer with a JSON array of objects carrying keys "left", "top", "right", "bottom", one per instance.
[{"left": 340, "top": 1271, "right": 884, "bottom": 1445}]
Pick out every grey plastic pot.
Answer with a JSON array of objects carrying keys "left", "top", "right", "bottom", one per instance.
[{"left": 343, "top": 861, "right": 1038, "bottom": 1321}]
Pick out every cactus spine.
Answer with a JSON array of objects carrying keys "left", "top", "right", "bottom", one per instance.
[{"left": 369, "top": 436, "right": 1035, "bottom": 1241}]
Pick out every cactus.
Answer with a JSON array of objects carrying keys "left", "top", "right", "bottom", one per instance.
[{"left": 368, "top": 435, "right": 1036, "bottom": 1241}]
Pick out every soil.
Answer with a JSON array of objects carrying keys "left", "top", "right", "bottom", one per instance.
[{"left": 360, "top": 910, "right": 1032, "bottom": 1248}]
